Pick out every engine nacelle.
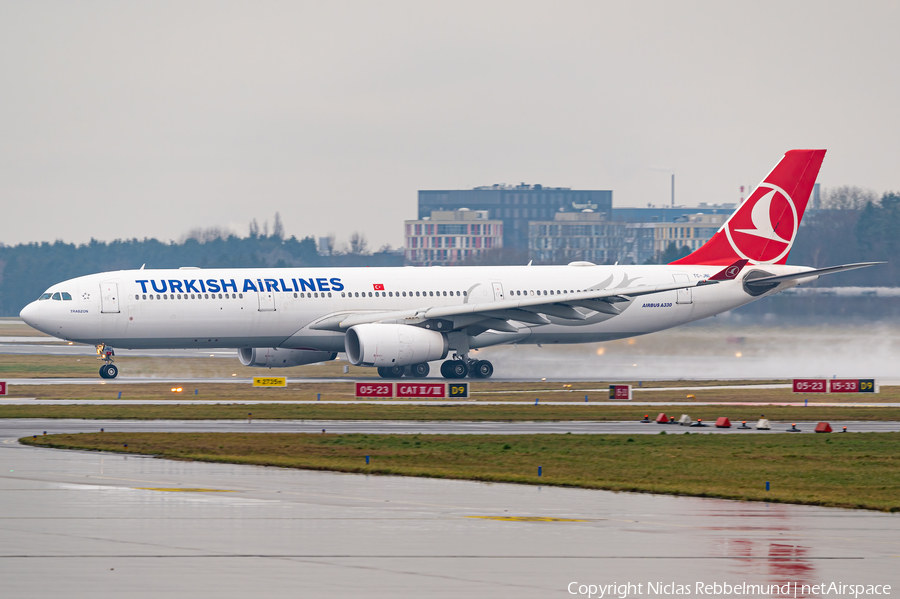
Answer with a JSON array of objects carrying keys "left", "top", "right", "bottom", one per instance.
[
  {"left": 238, "top": 347, "right": 337, "bottom": 368},
  {"left": 344, "top": 324, "right": 448, "bottom": 367}
]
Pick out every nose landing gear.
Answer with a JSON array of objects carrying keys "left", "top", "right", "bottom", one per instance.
[{"left": 96, "top": 344, "right": 118, "bottom": 379}]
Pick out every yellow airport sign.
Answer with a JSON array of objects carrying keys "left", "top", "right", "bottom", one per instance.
[{"left": 253, "top": 377, "right": 286, "bottom": 387}]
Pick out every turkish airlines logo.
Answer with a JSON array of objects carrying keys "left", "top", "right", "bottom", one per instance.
[
  {"left": 724, "top": 183, "right": 798, "bottom": 264},
  {"left": 724, "top": 265, "right": 740, "bottom": 278}
]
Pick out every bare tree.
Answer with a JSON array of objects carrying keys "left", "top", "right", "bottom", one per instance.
[
  {"left": 319, "top": 234, "right": 336, "bottom": 256},
  {"left": 822, "top": 186, "right": 878, "bottom": 210},
  {"left": 348, "top": 232, "right": 370, "bottom": 255},
  {"left": 262, "top": 220, "right": 269, "bottom": 238},
  {"left": 179, "top": 227, "right": 231, "bottom": 244},
  {"left": 273, "top": 212, "right": 284, "bottom": 239},
  {"left": 378, "top": 243, "right": 393, "bottom": 252},
  {"left": 248, "top": 219, "right": 260, "bottom": 238}
]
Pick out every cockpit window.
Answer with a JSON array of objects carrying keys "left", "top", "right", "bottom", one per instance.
[
  {"left": 51, "top": 292, "right": 62, "bottom": 301},
  {"left": 39, "top": 293, "right": 52, "bottom": 300},
  {"left": 61, "top": 292, "right": 72, "bottom": 300}
]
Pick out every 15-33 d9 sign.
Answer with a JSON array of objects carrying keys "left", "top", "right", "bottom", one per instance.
[{"left": 0, "top": 381, "right": 6, "bottom": 396}]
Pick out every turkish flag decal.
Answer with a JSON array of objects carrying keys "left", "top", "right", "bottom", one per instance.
[{"left": 373, "top": 284, "right": 385, "bottom": 291}]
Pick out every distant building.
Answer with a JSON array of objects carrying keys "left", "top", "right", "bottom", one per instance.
[
  {"left": 528, "top": 211, "right": 626, "bottom": 265},
  {"left": 651, "top": 213, "right": 727, "bottom": 255},
  {"left": 612, "top": 203, "right": 735, "bottom": 224},
  {"left": 418, "top": 184, "right": 612, "bottom": 252},
  {"left": 404, "top": 209, "right": 503, "bottom": 266}
]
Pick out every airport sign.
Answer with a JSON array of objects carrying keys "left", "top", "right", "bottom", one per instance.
[
  {"left": 396, "top": 382, "right": 446, "bottom": 398},
  {"left": 0, "top": 381, "right": 6, "bottom": 395},
  {"left": 355, "top": 382, "right": 469, "bottom": 399},
  {"left": 792, "top": 379, "right": 878, "bottom": 394},
  {"left": 830, "top": 379, "right": 878, "bottom": 393},
  {"left": 253, "top": 377, "right": 286, "bottom": 387},
  {"left": 792, "top": 379, "right": 827, "bottom": 393},
  {"left": 609, "top": 384, "right": 632, "bottom": 400},
  {"left": 448, "top": 383, "right": 469, "bottom": 398},
  {"left": 355, "top": 383, "right": 394, "bottom": 398}
]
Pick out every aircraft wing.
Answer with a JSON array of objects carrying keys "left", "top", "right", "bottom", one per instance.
[{"left": 310, "top": 279, "right": 713, "bottom": 333}]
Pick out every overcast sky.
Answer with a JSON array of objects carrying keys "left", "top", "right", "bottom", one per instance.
[{"left": 1, "top": 1, "right": 898, "bottom": 250}]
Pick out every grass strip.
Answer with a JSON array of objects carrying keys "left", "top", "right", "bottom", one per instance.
[
  {"left": 21, "top": 431, "right": 900, "bottom": 512},
  {"left": 4, "top": 403, "right": 900, "bottom": 421}
]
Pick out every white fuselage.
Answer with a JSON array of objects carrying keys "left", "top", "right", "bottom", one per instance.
[{"left": 19, "top": 263, "right": 809, "bottom": 353}]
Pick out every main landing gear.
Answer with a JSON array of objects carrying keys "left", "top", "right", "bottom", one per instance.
[
  {"left": 375, "top": 358, "right": 493, "bottom": 379},
  {"left": 440, "top": 357, "right": 493, "bottom": 379},
  {"left": 97, "top": 344, "right": 118, "bottom": 379},
  {"left": 377, "top": 363, "right": 430, "bottom": 379}
]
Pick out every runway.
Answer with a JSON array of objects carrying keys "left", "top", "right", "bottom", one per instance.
[
  {"left": 1, "top": 420, "right": 898, "bottom": 598},
  {"left": 6, "top": 419, "right": 900, "bottom": 436}
]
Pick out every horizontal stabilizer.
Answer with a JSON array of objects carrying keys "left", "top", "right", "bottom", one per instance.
[{"left": 745, "top": 262, "right": 883, "bottom": 289}]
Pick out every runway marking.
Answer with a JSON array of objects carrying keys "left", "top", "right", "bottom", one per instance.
[
  {"left": 467, "top": 515, "right": 592, "bottom": 523},
  {"left": 134, "top": 487, "right": 235, "bottom": 493}
]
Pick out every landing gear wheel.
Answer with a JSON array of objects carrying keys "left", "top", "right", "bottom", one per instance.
[
  {"left": 105, "top": 364, "right": 118, "bottom": 379},
  {"left": 99, "top": 364, "right": 110, "bottom": 379},
  {"left": 469, "top": 360, "right": 493, "bottom": 379},
  {"left": 377, "top": 366, "right": 404, "bottom": 379},
  {"left": 441, "top": 360, "right": 468, "bottom": 379},
  {"left": 407, "top": 363, "right": 430, "bottom": 378}
]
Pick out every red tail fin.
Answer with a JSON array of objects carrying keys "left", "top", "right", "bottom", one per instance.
[{"left": 670, "top": 149, "right": 826, "bottom": 266}]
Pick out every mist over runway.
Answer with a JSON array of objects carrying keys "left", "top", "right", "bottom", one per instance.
[{"left": 3, "top": 321, "right": 900, "bottom": 383}]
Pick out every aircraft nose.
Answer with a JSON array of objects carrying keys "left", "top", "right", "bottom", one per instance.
[{"left": 19, "top": 301, "right": 41, "bottom": 328}]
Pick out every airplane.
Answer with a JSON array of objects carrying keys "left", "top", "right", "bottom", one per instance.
[{"left": 19, "top": 149, "right": 880, "bottom": 380}]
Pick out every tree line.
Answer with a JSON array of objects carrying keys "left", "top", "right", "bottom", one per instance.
[{"left": 0, "top": 216, "right": 398, "bottom": 316}]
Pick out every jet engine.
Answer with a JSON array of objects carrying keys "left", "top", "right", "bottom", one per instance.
[
  {"left": 238, "top": 347, "right": 337, "bottom": 368},
  {"left": 344, "top": 324, "right": 448, "bottom": 367}
]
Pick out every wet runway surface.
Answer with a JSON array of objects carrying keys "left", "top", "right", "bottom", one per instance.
[
  {"left": 1, "top": 421, "right": 898, "bottom": 598},
  {"left": 5, "top": 419, "right": 900, "bottom": 436}
]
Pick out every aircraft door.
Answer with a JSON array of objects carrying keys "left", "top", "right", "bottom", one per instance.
[
  {"left": 491, "top": 282, "right": 505, "bottom": 301},
  {"left": 258, "top": 290, "right": 276, "bottom": 311},
  {"left": 100, "top": 282, "right": 120, "bottom": 313},
  {"left": 672, "top": 274, "right": 692, "bottom": 304}
]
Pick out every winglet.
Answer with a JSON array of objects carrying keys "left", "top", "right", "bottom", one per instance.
[{"left": 707, "top": 259, "right": 749, "bottom": 281}]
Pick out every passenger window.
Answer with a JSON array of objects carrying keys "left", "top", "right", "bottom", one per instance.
[
  {"left": 142, "top": 294, "right": 147, "bottom": 300},
  {"left": 239, "top": 293, "right": 243, "bottom": 299},
  {"left": 135, "top": 295, "right": 139, "bottom": 300},
  {"left": 328, "top": 292, "right": 332, "bottom": 298},
  {"left": 218, "top": 294, "right": 223, "bottom": 299},
  {"left": 51, "top": 293, "right": 61, "bottom": 300},
  {"left": 61, "top": 292, "right": 72, "bottom": 300},
  {"left": 415, "top": 292, "right": 420, "bottom": 297},
  {"left": 463, "top": 291, "right": 467, "bottom": 296},
  {"left": 39, "top": 293, "right": 51, "bottom": 300}
]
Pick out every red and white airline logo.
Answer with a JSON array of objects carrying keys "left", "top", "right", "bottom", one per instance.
[
  {"left": 724, "top": 265, "right": 740, "bottom": 278},
  {"left": 373, "top": 283, "right": 385, "bottom": 291},
  {"left": 724, "top": 184, "right": 798, "bottom": 264}
]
